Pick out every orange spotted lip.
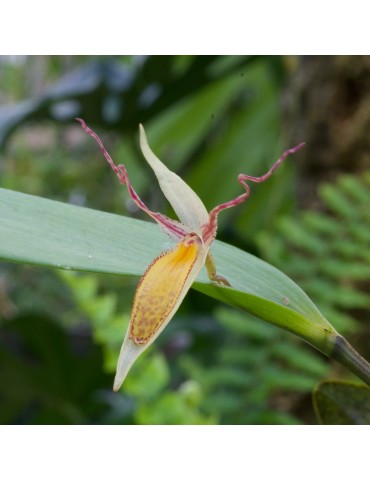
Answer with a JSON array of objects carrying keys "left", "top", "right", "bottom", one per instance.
[{"left": 130, "top": 235, "right": 200, "bottom": 345}]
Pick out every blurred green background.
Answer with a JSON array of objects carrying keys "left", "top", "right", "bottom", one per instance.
[{"left": 0, "top": 55, "right": 369, "bottom": 424}]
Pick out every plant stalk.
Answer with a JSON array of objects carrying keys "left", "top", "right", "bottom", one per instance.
[{"left": 331, "top": 335, "right": 370, "bottom": 387}]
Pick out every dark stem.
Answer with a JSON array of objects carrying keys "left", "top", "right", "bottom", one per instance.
[{"left": 331, "top": 335, "right": 370, "bottom": 387}]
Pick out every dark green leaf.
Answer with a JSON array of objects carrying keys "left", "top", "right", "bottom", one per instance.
[{"left": 313, "top": 381, "right": 370, "bottom": 425}]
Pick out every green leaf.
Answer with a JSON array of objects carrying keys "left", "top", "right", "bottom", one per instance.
[
  {"left": 0, "top": 187, "right": 337, "bottom": 355},
  {"left": 313, "top": 381, "right": 370, "bottom": 425}
]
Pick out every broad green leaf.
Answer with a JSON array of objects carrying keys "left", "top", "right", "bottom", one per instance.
[
  {"left": 313, "top": 381, "right": 370, "bottom": 425},
  {"left": 0, "top": 187, "right": 337, "bottom": 355}
]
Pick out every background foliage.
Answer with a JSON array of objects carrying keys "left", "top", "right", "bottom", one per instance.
[{"left": 0, "top": 55, "right": 369, "bottom": 424}]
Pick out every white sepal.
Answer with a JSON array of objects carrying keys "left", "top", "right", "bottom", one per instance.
[{"left": 139, "top": 124, "right": 209, "bottom": 233}]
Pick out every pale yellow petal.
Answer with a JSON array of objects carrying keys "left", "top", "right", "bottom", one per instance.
[
  {"left": 139, "top": 124, "right": 209, "bottom": 233},
  {"left": 113, "top": 234, "right": 209, "bottom": 391},
  {"left": 113, "top": 334, "right": 146, "bottom": 392}
]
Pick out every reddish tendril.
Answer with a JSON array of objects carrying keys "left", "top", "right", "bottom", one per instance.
[
  {"left": 202, "top": 143, "right": 305, "bottom": 242},
  {"left": 76, "top": 118, "right": 188, "bottom": 239}
]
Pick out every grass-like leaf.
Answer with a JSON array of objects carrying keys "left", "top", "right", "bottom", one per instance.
[{"left": 0, "top": 187, "right": 339, "bottom": 357}]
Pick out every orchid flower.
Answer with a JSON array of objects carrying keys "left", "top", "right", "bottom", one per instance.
[{"left": 76, "top": 118, "right": 304, "bottom": 391}]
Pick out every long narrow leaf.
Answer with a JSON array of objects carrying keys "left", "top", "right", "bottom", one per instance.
[{"left": 0, "top": 187, "right": 337, "bottom": 355}]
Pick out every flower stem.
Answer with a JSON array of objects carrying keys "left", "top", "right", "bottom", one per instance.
[{"left": 331, "top": 335, "right": 370, "bottom": 387}]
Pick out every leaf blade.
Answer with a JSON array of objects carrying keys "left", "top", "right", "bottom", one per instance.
[
  {"left": 0, "top": 187, "right": 337, "bottom": 354},
  {"left": 313, "top": 381, "right": 370, "bottom": 425}
]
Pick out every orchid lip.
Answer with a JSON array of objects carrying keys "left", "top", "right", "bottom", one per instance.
[{"left": 113, "top": 232, "right": 209, "bottom": 391}]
